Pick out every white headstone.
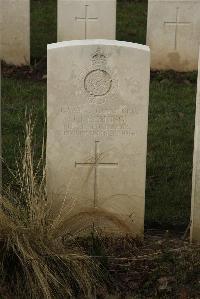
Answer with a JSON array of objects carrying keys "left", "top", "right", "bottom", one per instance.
[
  {"left": 57, "top": 0, "right": 116, "bottom": 41},
  {"left": 47, "top": 40, "right": 150, "bottom": 235},
  {"left": 146, "top": 0, "right": 200, "bottom": 71},
  {"left": 191, "top": 50, "right": 200, "bottom": 243},
  {"left": 0, "top": 63, "right": 1, "bottom": 193},
  {"left": 0, "top": 0, "right": 30, "bottom": 65}
]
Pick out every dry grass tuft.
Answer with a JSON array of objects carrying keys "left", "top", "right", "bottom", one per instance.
[{"left": 0, "top": 116, "right": 98, "bottom": 299}]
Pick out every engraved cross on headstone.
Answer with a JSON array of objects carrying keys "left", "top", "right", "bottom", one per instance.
[
  {"left": 75, "top": 4, "right": 98, "bottom": 39},
  {"left": 75, "top": 140, "right": 118, "bottom": 207},
  {"left": 164, "top": 7, "right": 192, "bottom": 50}
]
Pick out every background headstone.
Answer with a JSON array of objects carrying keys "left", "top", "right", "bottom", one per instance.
[
  {"left": 57, "top": 0, "right": 116, "bottom": 41},
  {"left": 47, "top": 40, "right": 150, "bottom": 235},
  {"left": 191, "top": 50, "right": 200, "bottom": 243},
  {"left": 0, "top": 0, "right": 30, "bottom": 65},
  {"left": 147, "top": 0, "right": 200, "bottom": 71}
]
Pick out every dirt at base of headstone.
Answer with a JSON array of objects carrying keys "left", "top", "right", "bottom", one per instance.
[
  {"left": 78, "top": 230, "right": 200, "bottom": 299},
  {"left": 0, "top": 284, "right": 12, "bottom": 299},
  {"left": 2, "top": 58, "right": 47, "bottom": 81},
  {"left": 0, "top": 231, "right": 199, "bottom": 298}
]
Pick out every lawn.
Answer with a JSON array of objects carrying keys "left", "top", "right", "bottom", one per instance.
[{"left": 1, "top": 0, "right": 197, "bottom": 229}]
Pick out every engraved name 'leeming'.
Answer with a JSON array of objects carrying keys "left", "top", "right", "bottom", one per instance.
[
  {"left": 64, "top": 113, "right": 134, "bottom": 136},
  {"left": 60, "top": 105, "right": 141, "bottom": 137}
]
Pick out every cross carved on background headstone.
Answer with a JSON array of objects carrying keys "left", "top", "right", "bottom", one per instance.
[
  {"left": 75, "top": 4, "right": 98, "bottom": 39},
  {"left": 164, "top": 7, "right": 191, "bottom": 50}
]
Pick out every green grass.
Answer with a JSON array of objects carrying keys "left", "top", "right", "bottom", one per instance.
[
  {"left": 146, "top": 76, "right": 196, "bottom": 227},
  {"left": 31, "top": 0, "right": 57, "bottom": 60},
  {"left": 117, "top": 0, "right": 147, "bottom": 44},
  {"left": 2, "top": 79, "right": 46, "bottom": 185},
  {"left": 2, "top": 0, "right": 198, "bottom": 228}
]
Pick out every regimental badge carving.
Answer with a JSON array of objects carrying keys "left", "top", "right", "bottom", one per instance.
[
  {"left": 84, "top": 69, "right": 112, "bottom": 97},
  {"left": 83, "top": 48, "right": 113, "bottom": 103}
]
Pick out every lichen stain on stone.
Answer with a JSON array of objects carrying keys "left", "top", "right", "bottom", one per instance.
[
  {"left": 63, "top": 207, "right": 134, "bottom": 234},
  {"left": 168, "top": 52, "right": 189, "bottom": 71}
]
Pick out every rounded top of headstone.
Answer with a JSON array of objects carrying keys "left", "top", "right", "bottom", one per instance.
[{"left": 47, "top": 40, "right": 150, "bottom": 53}]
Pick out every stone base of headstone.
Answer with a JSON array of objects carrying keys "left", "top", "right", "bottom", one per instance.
[{"left": 0, "top": 0, "right": 30, "bottom": 65}]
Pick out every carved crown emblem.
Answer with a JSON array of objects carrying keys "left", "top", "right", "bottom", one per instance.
[{"left": 92, "top": 48, "right": 107, "bottom": 68}]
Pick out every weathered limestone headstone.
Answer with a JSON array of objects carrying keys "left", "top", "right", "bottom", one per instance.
[
  {"left": 0, "top": 0, "right": 30, "bottom": 65},
  {"left": 0, "top": 63, "right": 2, "bottom": 193},
  {"left": 146, "top": 0, "right": 200, "bottom": 71},
  {"left": 47, "top": 40, "right": 150, "bottom": 235},
  {"left": 57, "top": 0, "right": 116, "bottom": 41},
  {"left": 191, "top": 50, "right": 200, "bottom": 243}
]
